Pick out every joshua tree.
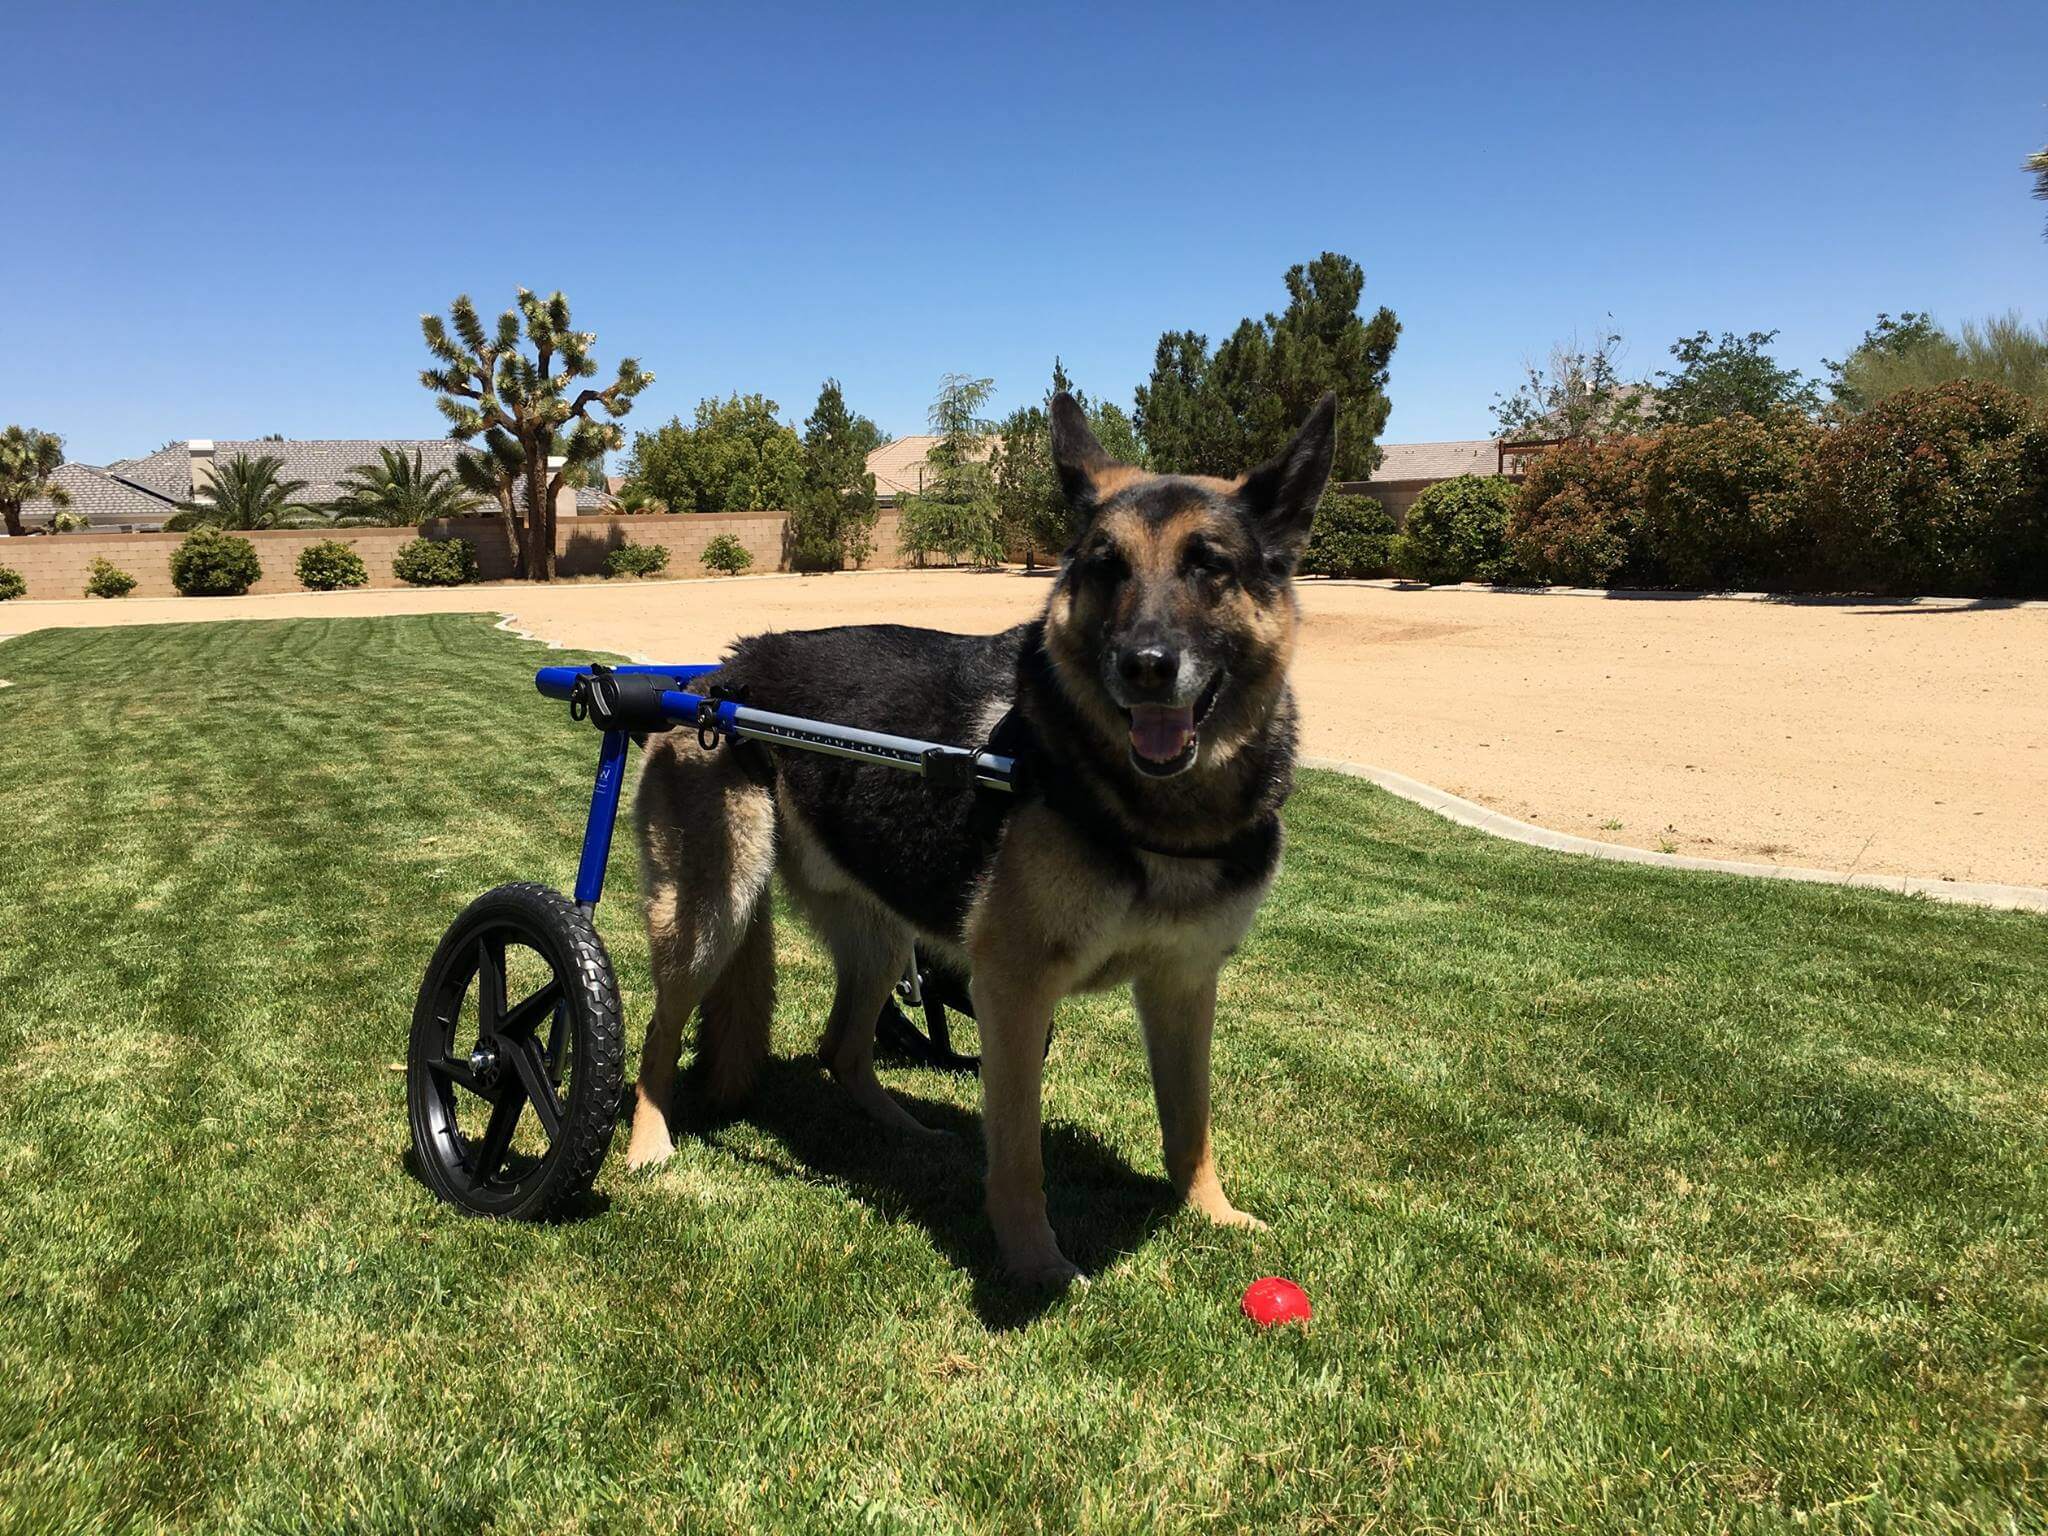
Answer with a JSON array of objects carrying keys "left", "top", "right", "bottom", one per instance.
[
  {"left": 166, "top": 453, "right": 325, "bottom": 530},
  {"left": 0, "top": 426, "right": 68, "bottom": 538},
  {"left": 419, "top": 290, "right": 650, "bottom": 581},
  {"left": 331, "top": 447, "right": 481, "bottom": 526}
]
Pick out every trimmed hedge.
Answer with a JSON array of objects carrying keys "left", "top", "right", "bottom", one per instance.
[
  {"left": 392, "top": 537, "right": 480, "bottom": 587},
  {"left": 85, "top": 557, "right": 138, "bottom": 599},
  {"left": 1800, "top": 381, "right": 2048, "bottom": 596},
  {"left": 297, "top": 540, "right": 370, "bottom": 591},
  {"left": 1510, "top": 437, "right": 1653, "bottom": 588},
  {"left": 1640, "top": 412, "right": 1817, "bottom": 591},
  {"left": 605, "top": 543, "right": 671, "bottom": 579},
  {"left": 171, "top": 529, "right": 262, "bottom": 596},
  {"left": 0, "top": 565, "right": 23, "bottom": 602},
  {"left": 1508, "top": 383, "right": 2048, "bottom": 596},
  {"left": 1300, "top": 494, "right": 1396, "bottom": 578},
  {"left": 1398, "top": 475, "right": 1520, "bottom": 583}
]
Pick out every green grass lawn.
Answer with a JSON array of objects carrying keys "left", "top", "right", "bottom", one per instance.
[{"left": 1, "top": 615, "right": 2043, "bottom": 1534}]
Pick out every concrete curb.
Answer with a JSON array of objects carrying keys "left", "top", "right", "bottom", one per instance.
[{"left": 1300, "top": 756, "right": 2048, "bottom": 914}]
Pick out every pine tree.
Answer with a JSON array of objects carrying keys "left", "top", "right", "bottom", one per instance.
[
  {"left": 900, "top": 375, "right": 1002, "bottom": 567},
  {"left": 1135, "top": 254, "right": 1398, "bottom": 479},
  {"left": 420, "top": 290, "right": 650, "bottom": 580},
  {"left": 790, "top": 380, "right": 881, "bottom": 570}
]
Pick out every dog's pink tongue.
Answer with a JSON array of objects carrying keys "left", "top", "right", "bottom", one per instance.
[{"left": 1129, "top": 703, "right": 1196, "bottom": 762}]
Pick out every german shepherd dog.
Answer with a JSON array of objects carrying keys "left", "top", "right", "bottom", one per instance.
[{"left": 626, "top": 390, "right": 1335, "bottom": 1284}]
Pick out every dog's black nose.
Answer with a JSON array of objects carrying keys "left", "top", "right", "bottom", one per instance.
[{"left": 1117, "top": 644, "right": 1179, "bottom": 695}]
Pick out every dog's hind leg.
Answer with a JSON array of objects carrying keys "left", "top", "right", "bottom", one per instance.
[
  {"left": 628, "top": 741, "right": 777, "bottom": 1170},
  {"left": 803, "top": 893, "right": 940, "bottom": 1137}
]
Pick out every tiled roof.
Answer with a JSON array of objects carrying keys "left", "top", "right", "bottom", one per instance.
[
  {"left": 204, "top": 440, "right": 462, "bottom": 508},
  {"left": 16, "top": 463, "right": 180, "bottom": 530},
  {"left": 1369, "top": 440, "right": 1501, "bottom": 482},
  {"left": 864, "top": 434, "right": 994, "bottom": 498},
  {"left": 105, "top": 444, "right": 193, "bottom": 500}
]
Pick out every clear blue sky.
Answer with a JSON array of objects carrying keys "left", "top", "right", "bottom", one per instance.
[{"left": 6, "top": 1, "right": 2045, "bottom": 467}]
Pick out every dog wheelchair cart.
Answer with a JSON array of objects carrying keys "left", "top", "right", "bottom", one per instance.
[{"left": 405, "top": 663, "right": 1015, "bottom": 1220}]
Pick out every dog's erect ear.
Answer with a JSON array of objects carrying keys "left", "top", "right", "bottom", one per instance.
[
  {"left": 1237, "top": 392, "right": 1337, "bottom": 566},
  {"left": 1050, "top": 391, "right": 1118, "bottom": 517}
]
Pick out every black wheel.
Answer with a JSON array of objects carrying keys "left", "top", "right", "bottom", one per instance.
[{"left": 407, "top": 883, "right": 624, "bottom": 1219}]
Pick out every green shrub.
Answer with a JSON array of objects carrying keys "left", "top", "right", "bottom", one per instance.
[
  {"left": 296, "top": 540, "right": 370, "bottom": 591},
  {"left": 1398, "top": 475, "right": 1521, "bottom": 583},
  {"left": 1640, "top": 413, "right": 1818, "bottom": 591},
  {"left": 701, "top": 533, "right": 754, "bottom": 576},
  {"left": 1797, "top": 381, "right": 2048, "bottom": 596},
  {"left": 605, "top": 542, "right": 672, "bottom": 579},
  {"left": 49, "top": 509, "right": 93, "bottom": 534},
  {"left": 392, "top": 537, "right": 480, "bottom": 587},
  {"left": 1299, "top": 494, "right": 1396, "bottom": 578},
  {"left": 170, "top": 528, "right": 262, "bottom": 596},
  {"left": 0, "top": 565, "right": 23, "bottom": 602},
  {"left": 1509, "top": 438, "right": 1654, "bottom": 587},
  {"left": 85, "top": 557, "right": 138, "bottom": 599}
]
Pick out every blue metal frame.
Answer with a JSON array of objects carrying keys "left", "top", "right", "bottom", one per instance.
[{"left": 538, "top": 663, "right": 1016, "bottom": 912}]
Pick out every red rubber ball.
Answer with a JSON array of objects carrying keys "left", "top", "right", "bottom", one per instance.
[{"left": 1241, "top": 1276, "right": 1312, "bottom": 1327}]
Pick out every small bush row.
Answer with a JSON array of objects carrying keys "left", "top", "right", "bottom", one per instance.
[{"left": 1357, "top": 382, "right": 2048, "bottom": 597}]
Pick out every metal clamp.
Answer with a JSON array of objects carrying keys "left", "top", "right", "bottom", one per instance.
[{"left": 919, "top": 747, "right": 980, "bottom": 790}]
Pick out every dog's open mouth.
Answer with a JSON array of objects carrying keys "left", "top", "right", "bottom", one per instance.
[{"left": 1127, "top": 673, "right": 1222, "bottom": 778}]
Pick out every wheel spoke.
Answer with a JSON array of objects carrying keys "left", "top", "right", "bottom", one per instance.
[
  {"left": 543, "top": 1000, "right": 567, "bottom": 1081},
  {"left": 497, "top": 977, "right": 563, "bottom": 1041},
  {"left": 425, "top": 1054, "right": 485, "bottom": 1095},
  {"left": 474, "top": 936, "right": 507, "bottom": 1036},
  {"left": 471, "top": 1091, "right": 522, "bottom": 1183},
  {"left": 508, "top": 1035, "right": 565, "bottom": 1141}
]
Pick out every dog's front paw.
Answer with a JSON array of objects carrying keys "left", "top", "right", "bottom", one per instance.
[{"left": 1191, "top": 1191, "right": 1266, "bottom": 1230}]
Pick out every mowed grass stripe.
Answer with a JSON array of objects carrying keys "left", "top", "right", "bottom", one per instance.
[{"left": 0, "top": 613, "right": 2041, "bottom": 1534}]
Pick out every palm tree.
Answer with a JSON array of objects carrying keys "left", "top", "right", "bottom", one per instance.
[
  {"left": 166, "top": 453, "right": 324, "bottom": 530},
  {"left": 331, "top": 447, "right": 481, "bottom": 526},
  {"left": 2032, "top": 145, "right": 2048, "bottom": 240},
  {"left": 1, "top": 425, "right": 69, "bottom": 538}
]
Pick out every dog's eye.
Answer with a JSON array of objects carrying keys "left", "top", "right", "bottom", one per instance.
[
  {"left": 1183, "top": 541, "right": 1235, "bottom": 584},
  {"left": 1082, "top": 544, "right": 1128, "bottom": 583}
]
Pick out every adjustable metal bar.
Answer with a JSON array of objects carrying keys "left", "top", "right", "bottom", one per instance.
[{"left": 535, "top": 664, "right": 1014, "bottom": 793}]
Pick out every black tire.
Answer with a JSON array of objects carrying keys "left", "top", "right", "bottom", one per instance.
[{"left": 407, "top": 883, "right": 624, "bottom": 1219}]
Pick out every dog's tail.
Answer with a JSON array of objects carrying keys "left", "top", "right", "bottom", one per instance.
[{"left": 697, "top": 886, "right": 774, "bottom": 1104}]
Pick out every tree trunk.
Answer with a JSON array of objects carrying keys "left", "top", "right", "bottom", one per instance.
[
  {"left": 493, "top": 490, "right": 525, "bottom": 581},
  {"left": 1, "top": 502, "right": 22, "bottom": 540},
  {"left": 525, "top": 447, "right": 554, "bottom": 581}
]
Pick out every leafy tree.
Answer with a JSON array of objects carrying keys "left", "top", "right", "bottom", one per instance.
[
  {"left": 420, "top": 289, "right": 651, "bottom": 581},
  {"left": 166, "top": 453, "right": 324, "bottom": 530},
  {"left": 788, "top": 380, "right": 882, "bottom": 570},
  {"left": 0, "top": 426, "right": 68, "bottom": 539},
  {"left": 331, "top": 448, "right": 481, "bottom": 526},
  {"left": 1653, "top": 330, "right": 1820, "bottom": 425},
  {"left": 991, "top": 403, "right": 1058, "bottom": 566},
  {"left": 1087, "top": 400, "right": 1143, "bottom": 466},
  {"left": 1492, "top": 324, "right": 1652, "bottom": 441},
  {"left": 900, "top": 374, "right": 1003, "bottom": 566},
  {"left": 1826, "top": 312, "right": 2048, "bottom": 413},
  {"left": 2031, "top": 144, "right": 2048, "bottom": 239},
  {"left": 624, "top": 394, "right": 804, "bottom": 515},
  {"left": 1135, "top": 253, "right": 1398, "bottom": 479}
]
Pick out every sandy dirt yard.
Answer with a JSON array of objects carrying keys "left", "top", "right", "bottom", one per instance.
[{"left": 7, "top": 571, "right": 2044, "bottom": 887}]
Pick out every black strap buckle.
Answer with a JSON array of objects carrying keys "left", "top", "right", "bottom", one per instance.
[
  {"left": 920, "top": 747, "right": 979, "bottom": 791},
  {"left": 568, "top": 663, "right": 673, "bottom": 734}
]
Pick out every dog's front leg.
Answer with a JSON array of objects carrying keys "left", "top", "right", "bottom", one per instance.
[
  {"left": 971, "top": 969, "right": 1077, "bottom": 1286},
  {"left": 1134, "top": 966, "right": 1262, "bottom": 1230}
]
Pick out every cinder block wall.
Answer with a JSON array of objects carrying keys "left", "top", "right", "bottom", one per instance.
[{"left": 0, "top": 509, "right": 911, "bottom": 601}]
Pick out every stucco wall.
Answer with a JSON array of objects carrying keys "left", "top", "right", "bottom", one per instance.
[{"left": 0, "top": 510, "right": 910, "bottom": 601}]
